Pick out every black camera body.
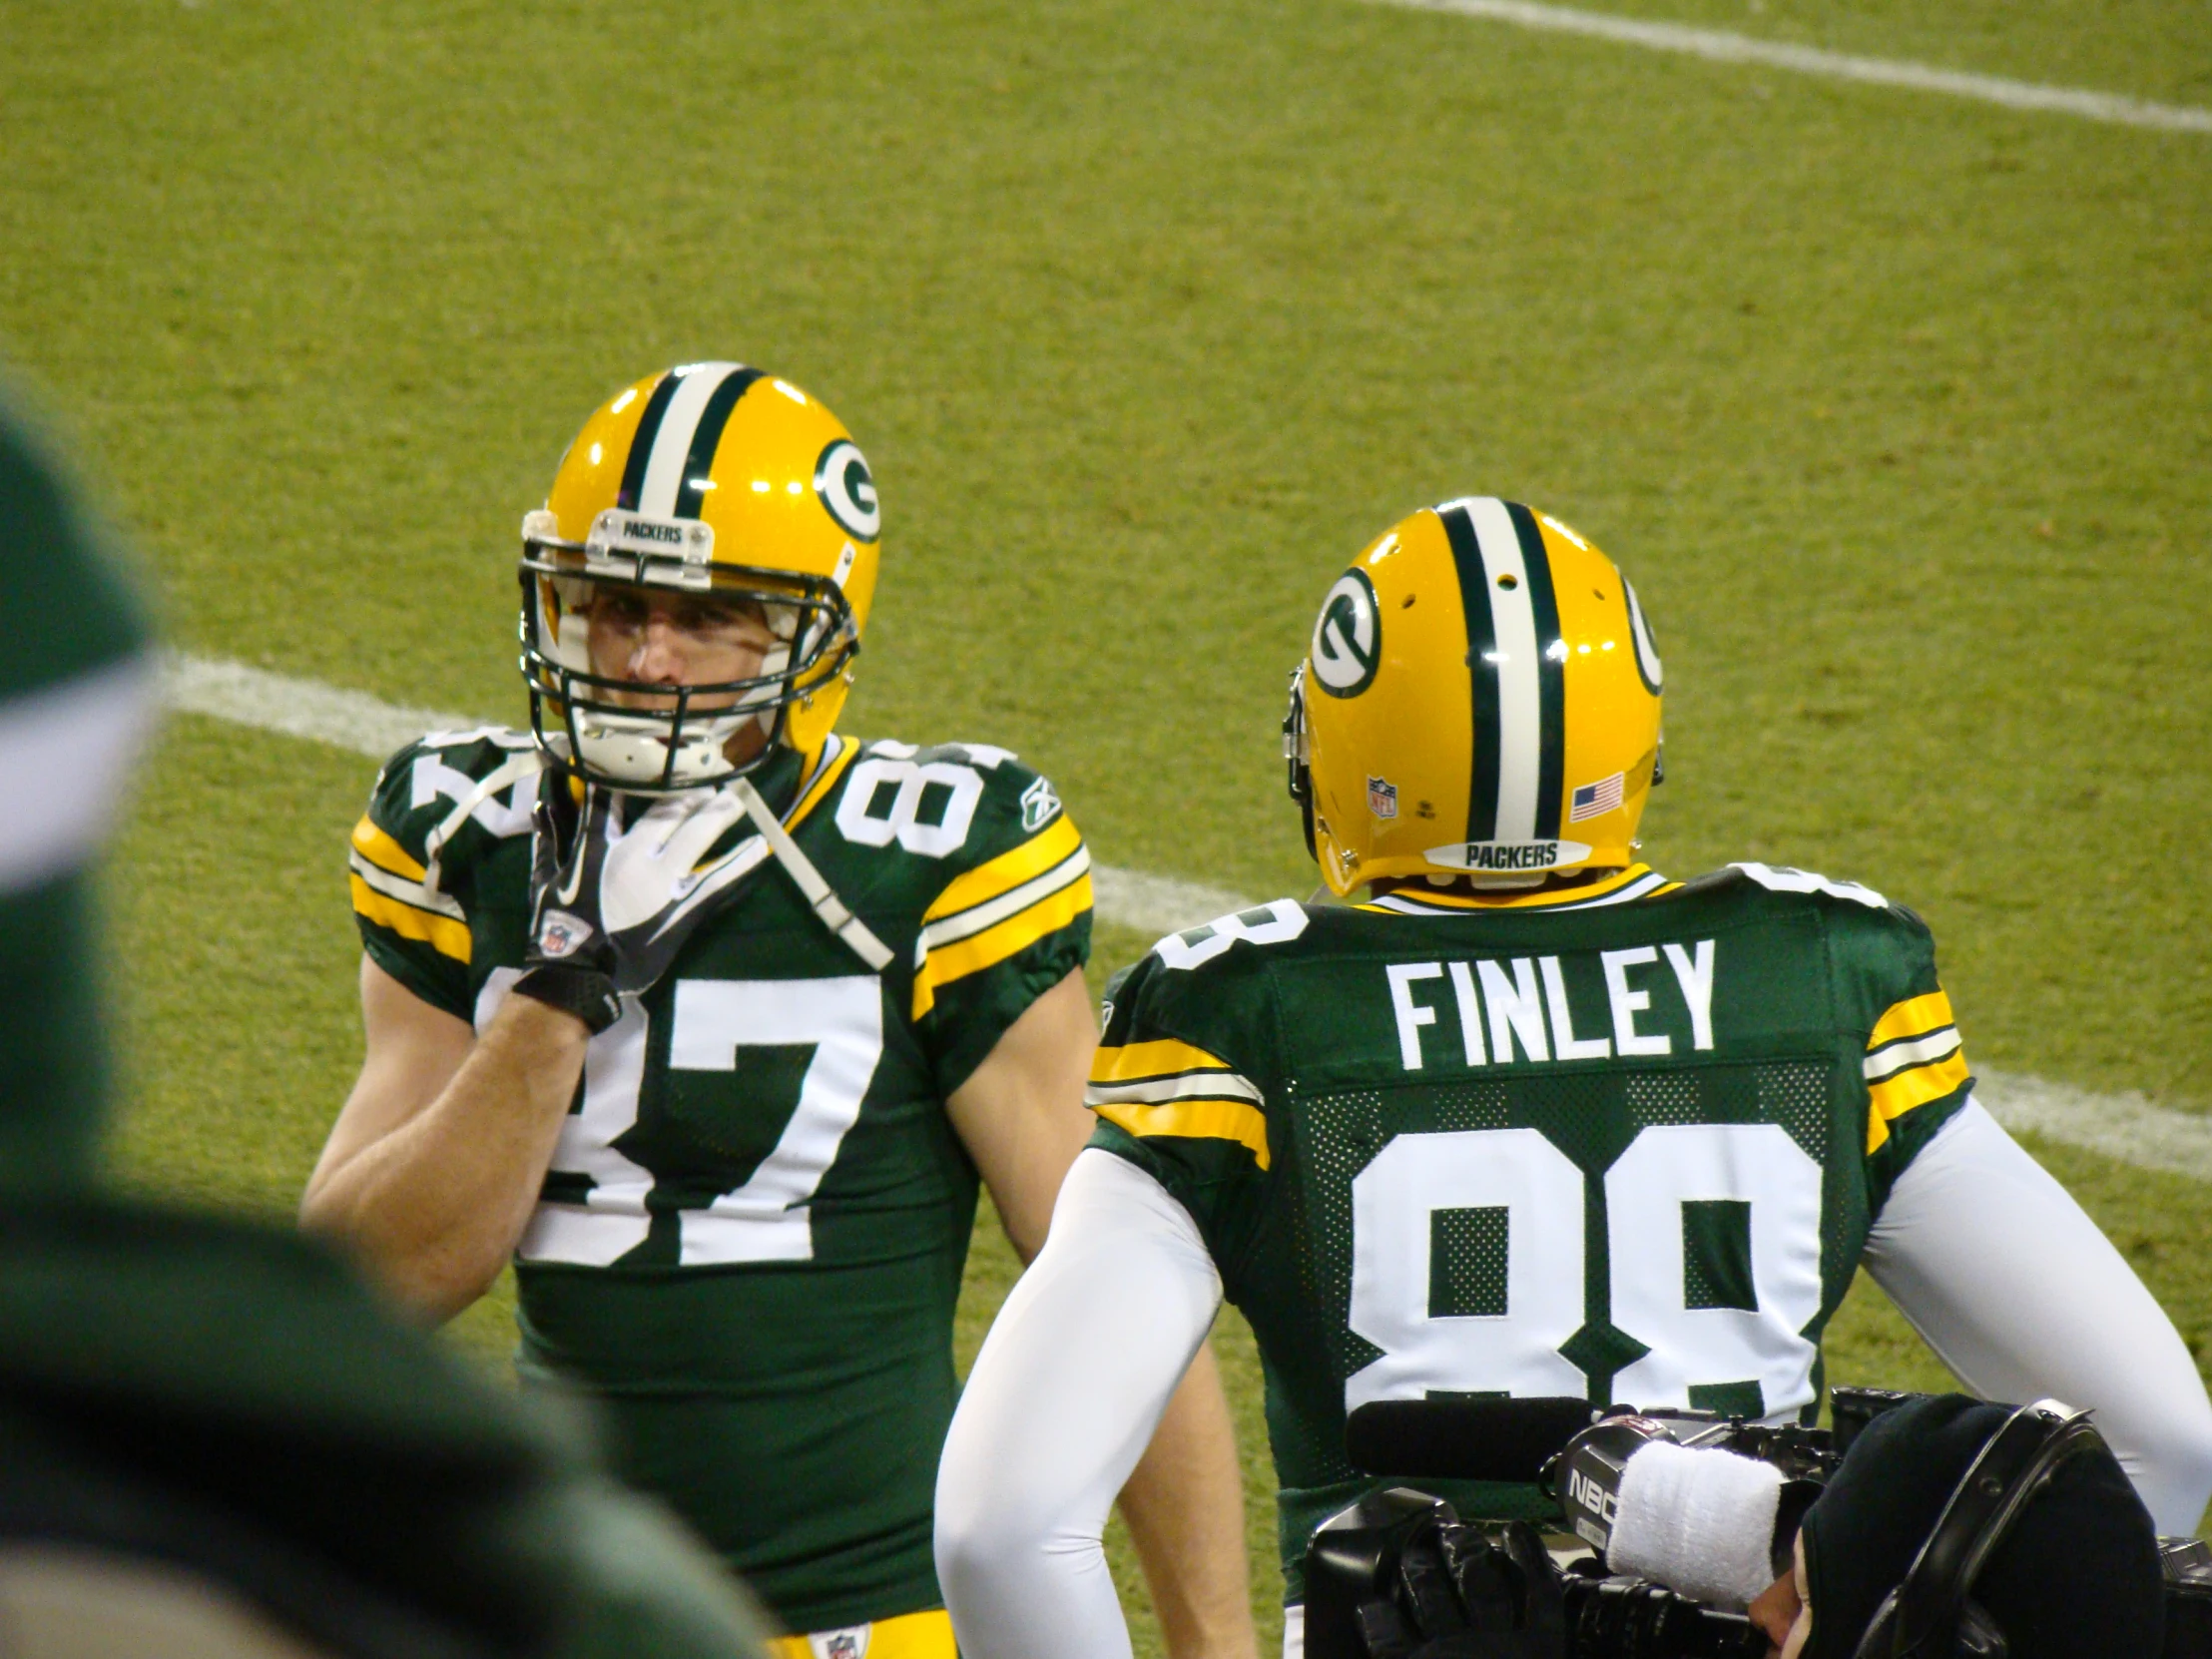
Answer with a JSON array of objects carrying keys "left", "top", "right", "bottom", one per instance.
[
  {"left": 1307, "top": 1389, "right": 2212, "bottom": 1659},
  {"left": 1305, "top": 1487, "right": 1764, "bottom": 1659}
]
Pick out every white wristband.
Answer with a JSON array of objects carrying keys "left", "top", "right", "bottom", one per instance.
[{"left": 1605, "top": 1440, "right": 1785, "bottom": 1610}]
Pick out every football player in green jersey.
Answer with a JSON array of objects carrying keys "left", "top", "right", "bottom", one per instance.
[
  {"left": 0, "top": 376, "right": 779, "bottom": 1657},
  {"left": 302, "top": 365, "right": 1256, "bottom": 1659},
  {"left": 936, "top": 497, "right": 2212, "bottom": 1659}
]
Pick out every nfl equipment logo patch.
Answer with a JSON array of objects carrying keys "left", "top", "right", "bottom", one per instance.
[
  {"left": 1569, "top": 772, "right": 1624, "bottom": 823},
  {"left": 1367, "top": 776, "right": 1398, "bottom": 821},
  {"left": 535, "top": 909, "right": 594, "bottom": 958}
]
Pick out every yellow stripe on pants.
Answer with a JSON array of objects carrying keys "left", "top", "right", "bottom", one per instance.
[{"left": 769, "top": 1606, "right": 956, "bottom": 1659}]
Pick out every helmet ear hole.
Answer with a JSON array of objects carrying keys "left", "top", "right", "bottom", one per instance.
[{"left": 1282, "top": 667, "right": 1322, "bottom": 866}]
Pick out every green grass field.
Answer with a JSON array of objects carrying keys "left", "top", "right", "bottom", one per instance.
[{"left": 6, "top": 0, "right": 2210, "bottom": 1650}]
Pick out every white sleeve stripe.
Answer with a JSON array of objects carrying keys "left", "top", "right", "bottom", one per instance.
[
  {"left": 1085, "top": 1070, "right": 1265, "bottom": 1107},
  {"left": 919, "top": 844, "right": 1091, "bottom": 951},
  {"left": 1864, "top": 1026, "right": 1961, "bottom": 1081},
  {"left": 0, "top": 654, "right": 156, "bottom": 893},
  {"left": 347, "top": 849, "right": 467, "bottom": 919}
]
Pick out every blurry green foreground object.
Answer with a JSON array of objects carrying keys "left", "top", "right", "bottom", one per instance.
[
  {"left": 0, "top": 380, "right": 776, "bottom": 1659},
  {"left": 0, "top": 382, "right": 150, "bottom": 1197}
]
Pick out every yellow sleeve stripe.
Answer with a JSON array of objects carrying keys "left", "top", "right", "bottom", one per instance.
[
  {"left": 910, "top": 871, "right": 1092, "bottom": 1021},
  {"left": 920, "top": 845, "right": 1089, "bottom": 953},
  {"left": 1093, "top": 1097, "right": 1272, "bottom": 1171},
  {"left": 350, "top": 873, "right": 471, "bottom": 964},
  {"left": 1866, "top": 1049, "right": 1970, "bottom": 1154},
  {"left": 1870, "top": 989, "right": 1955, "bottom": 1051},
  {"left": 350, "top": 814, "right": 427, "bottom": 881},
  {"left": 1091, "top": 1037, "right": 1239, "bottom": 1086},
  {"left": 923, "top": 816, "right": 1085, "bottom": 925}
]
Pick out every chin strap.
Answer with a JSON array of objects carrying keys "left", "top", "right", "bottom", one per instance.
[{"left": 730, "top": 774, "right": 894, "bottom": 972}]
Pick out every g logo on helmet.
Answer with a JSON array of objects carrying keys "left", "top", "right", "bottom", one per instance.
[
  {"left": 815, "top": 440, "right": 881, "bottom": 542},
  {"left": 1310, "top": 569, "right": 1381, "bottom": 699}
]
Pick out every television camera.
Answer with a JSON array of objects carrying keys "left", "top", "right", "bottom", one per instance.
[{"left": 1304, "top": 1390, "right": 2212, "bottom": 1659}]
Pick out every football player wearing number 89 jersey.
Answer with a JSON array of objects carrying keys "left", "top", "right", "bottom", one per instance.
[
  {"left": 935, "top": 498, "right": 2212, "bottom": 1659},
  {"left": 302, "top": 365, "right": 1256, "bottom": 1659}
]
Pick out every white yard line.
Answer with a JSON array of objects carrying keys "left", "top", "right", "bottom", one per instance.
[
  {"left": 1364, "top": 0, "right": 2212, "bottom": 136},
  {"left": 163, "top": 651, "right": 2210, "bottom": 1179},
  {"left": 1974, "top": 1070, "right": 2212, "bottom": 1188},
  {"left": 164, "top": 653, "right": 475, "bottom": 763},
  {"left": 1089, "top": 864, "right": 1256, "bottom": 938}
]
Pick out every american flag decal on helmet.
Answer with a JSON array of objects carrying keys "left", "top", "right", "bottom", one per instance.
[{"left": 1569, "top": 772, "right": 1624, "bottom": 822}]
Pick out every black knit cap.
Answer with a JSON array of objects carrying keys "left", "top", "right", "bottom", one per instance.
[{"left": 1801, "top": 1393, "right": 2163, "bottom": 1659}]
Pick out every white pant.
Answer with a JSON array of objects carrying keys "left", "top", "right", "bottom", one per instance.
[{"left": 1282, "top": 1605, "right": 1303, "bottom": 1659}]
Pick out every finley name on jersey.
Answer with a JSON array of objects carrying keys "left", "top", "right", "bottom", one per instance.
[{"left": 1383, "top": 940, "right": 1715, "bottom": 1071}]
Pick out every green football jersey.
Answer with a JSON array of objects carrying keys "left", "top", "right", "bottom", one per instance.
[
  {"left": 350, "top": 728, "right": 1092, "bottom": 1633},
  {"left": 1085, "top": 861, "right": 1972, "bottom": 1602}
]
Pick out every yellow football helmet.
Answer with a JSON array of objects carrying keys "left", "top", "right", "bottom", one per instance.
[
  {"left": 1284, "top": 497, "right": 1664, "bottom": 894},
  {"left": 519, "top": 362, "right": 881, "bottom": 791}
]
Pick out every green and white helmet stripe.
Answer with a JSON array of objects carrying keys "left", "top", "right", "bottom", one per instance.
[
  {"left": 618, "top": 361, "right": 762, "bottom": 519},
  {"left": 1435, "top": 496, "right": 1567, "bottom": 847}
]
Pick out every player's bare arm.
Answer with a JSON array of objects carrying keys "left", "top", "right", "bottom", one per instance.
[
  {"left": 946, "top": 969, "right": 1260, "bottom": 1659},
  {"left": 1112, "top": 1347, "right": 1258, "bottom": 1659},
  {"left": 301, "top": 957, "right": 587, "bottom": 1321},
  {"left": 304, "top": 581, "right": 777, "bottom": 1319},
  {"left": 943, "top": 968, "right": 1100, "bottom": 1262}
]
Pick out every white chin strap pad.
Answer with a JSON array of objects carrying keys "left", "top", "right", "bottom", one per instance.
[
  {"left": 573, "top": 709, "right": 745, "bottom": 787},
  {"left": 1605, "top": 1439, "right": 1785, "bottom": 1610}
]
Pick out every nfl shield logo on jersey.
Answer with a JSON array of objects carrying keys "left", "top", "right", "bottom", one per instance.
[
  {"left": 1367, "top": 776, "right": 1398, "bottom": 821},
  {"left": 813, "top": 1631, "right": 867, "bottom": 1659}
]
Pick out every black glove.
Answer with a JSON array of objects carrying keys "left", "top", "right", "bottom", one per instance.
[
  {"left": 1309, "top": 1489, "right": 1566, "bottom": 1659},
  {"left": 1387, "top": 1519, "right": 1567, "bottom": 1659},
  {"left": 515, "top": 779, "right": 762, "bottom": 1032},
  {"left": 513, "top": 781, "right": 625, "bottom": 1034}
]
